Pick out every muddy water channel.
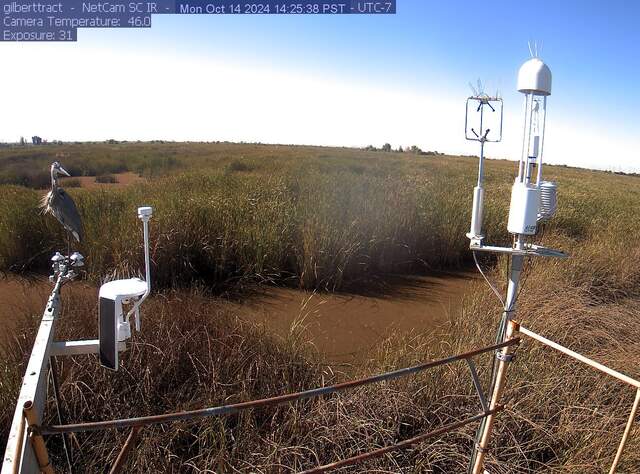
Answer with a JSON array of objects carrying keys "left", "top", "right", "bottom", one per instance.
[
  {"left": 0, "top": 271, "right": 477, "bottom": 365},
  {"left": 238, "top": 272, "right": 478, "bottom": 364}
]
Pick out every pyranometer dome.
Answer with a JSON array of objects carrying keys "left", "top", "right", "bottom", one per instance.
[{"left": 517, "top": 58, "right": 552, "bottom": 96}]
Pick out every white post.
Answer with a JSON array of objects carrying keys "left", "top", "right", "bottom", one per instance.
[
  {"left": 138, "top": 206, "right": 152, "bottom": 296},
  {"left": 126, "top": 207, "right": 153, "bottom": 330}
]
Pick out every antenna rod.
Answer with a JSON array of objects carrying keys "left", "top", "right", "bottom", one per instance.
[
  {"left": 125, "top": 207, "right": 153, "bottom": 323},
  {"left": 143, "top": 216, "right": 151, "bottom": 293}
]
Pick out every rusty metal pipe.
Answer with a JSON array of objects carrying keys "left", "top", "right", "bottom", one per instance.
[
  {"left": 300, "top": 407, "right": 503, "bottom": 474},
  {"left": 108, "top": 427, "right": 140, "bottom": 474},
  {"left": 41, "top": 339, "right": 518, "bottom": 435}
]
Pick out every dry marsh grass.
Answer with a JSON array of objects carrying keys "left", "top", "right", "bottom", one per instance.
[{"left": 1, "top": 143, "right": 640, "bottom": 471}]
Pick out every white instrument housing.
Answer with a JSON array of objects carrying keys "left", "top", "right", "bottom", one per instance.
[
  {"left": 507, "top": 182, "right": 540, "bottom": 235},
  {"left": 99, "top": 206, "right": 153, "bottom": 371}
]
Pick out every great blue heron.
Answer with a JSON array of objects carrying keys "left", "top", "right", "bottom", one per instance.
[{"left": 41, "top": 161, "right": 84, "bottom": 243}]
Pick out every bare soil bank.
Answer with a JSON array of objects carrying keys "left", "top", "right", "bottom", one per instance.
[{"left": 59, "top": 171, "right": 144, "bottom": 188}]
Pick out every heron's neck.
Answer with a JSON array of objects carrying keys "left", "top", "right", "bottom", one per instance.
[{"left": 51, "top": 169, "right": 58, "bottom": 189}]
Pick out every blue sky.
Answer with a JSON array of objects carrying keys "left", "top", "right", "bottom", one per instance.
[{"left": 3, "top": 1, "right": 639, "bottom": 171}]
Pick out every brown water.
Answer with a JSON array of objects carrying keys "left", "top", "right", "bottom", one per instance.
[
  {"left": 0, "top": 272, "right": 477, "bottom": 363},
  {"left": 238, "top": 272, "right": 477, "bottom": 364}
]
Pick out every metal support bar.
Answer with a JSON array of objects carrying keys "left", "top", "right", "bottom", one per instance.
[
  {"left": 2, "top": 273, "right": 64, "bottom": 474},
  {"left": 471, "top": 320, "right": 518, "bottom": 474},
  {"left": 9, "top": 415, "right": 25, "bottom": 474},
  {"left": 470, "top": 243, "right": 567, "bottom": 258},
  {"left": 40, "top": 339, "right": 519, "bottom": 435},
  {"left": 466, "top": 359, "right": 489, "bottom": 413},
  {"left": 514, "top": 323, "right": 640, "bottom": 473},
  {"left": 50, "top": 339, "right": 126, "bottom": 357},
  {"left": 469, "top": 251, "right": 524, "bottom": 474},
  {"left": 23, "top": 402, "right": 53, "bottom": 474},
  {"left": 300, "top": 407, "right": 503, "bottom": 474},
  {"left": 609, "top": 388, "right": 640, "bottom": 474},
  {"left": 517, "top": 324, "right": 640, "bottom": 389},
  {"left": 109, "top": 427, "right": 140, "bottom": 474}
]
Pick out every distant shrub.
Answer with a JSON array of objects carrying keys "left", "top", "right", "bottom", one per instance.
[
  {"left": 0, "top": 170, "right": 50, "bottom": 189},
  {"left": 226, "top": 160, "right": 254, "bottom": 173},
  {"left": 95, "top": 174, "right": 118, "bottom": 184},
  {"left": 348, "top": 164, "right": 366, "bottom": 174}
]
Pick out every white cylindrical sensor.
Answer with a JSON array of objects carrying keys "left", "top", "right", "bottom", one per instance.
[
  {"left": 467, "top": 186, "right": 485, "bottom": 240},
  {"left": 507, "top": 182, "right": 540, "bottom": 235},
  {"left": 531, "top": 135, "right": 540, "bottom": 158}
]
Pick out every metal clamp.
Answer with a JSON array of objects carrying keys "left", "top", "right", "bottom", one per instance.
[{"left": 496, "top": 352, "right": 515, "bottom": 363}]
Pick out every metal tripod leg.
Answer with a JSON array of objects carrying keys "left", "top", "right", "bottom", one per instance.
[{"left": 470, "top": 255, "right": 523, "bottom": 473}]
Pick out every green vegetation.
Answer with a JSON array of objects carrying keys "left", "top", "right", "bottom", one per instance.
[{"left": 1, "top": 142, "right": 640, "bottom": 471}]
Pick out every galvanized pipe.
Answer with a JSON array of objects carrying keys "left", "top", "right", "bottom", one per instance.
[
  {"left": 517, "top": 324, "right": 640, "bottom": 389},
  {"left": 469, "top": 254, "right": 524, "bottom": 473},
  {"left": 40, "top": 339, "right": 518, "bottom": 435},
  {"left": 471, "top": 320, "right": 518, "bottom": 474}
]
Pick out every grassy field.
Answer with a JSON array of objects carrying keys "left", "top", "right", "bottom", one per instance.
[
  {"left": 1, "top": 142, "right": 640, "bottom": 471},
  {"left": 0, "top": 141, "right": 613, "bottom": 290}
]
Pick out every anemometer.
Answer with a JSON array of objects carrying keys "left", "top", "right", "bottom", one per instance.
[{"left": 464, "top": 79, "right": 503, "bottom": 244}]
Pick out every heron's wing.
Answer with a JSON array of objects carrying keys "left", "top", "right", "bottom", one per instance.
[{"left": 51, "top": 188, "right": 84, "bottom": 242}]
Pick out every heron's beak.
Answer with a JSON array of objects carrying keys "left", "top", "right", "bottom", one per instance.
[{"left": 58, "top": 166, "right": 71, "bottom": 177}]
